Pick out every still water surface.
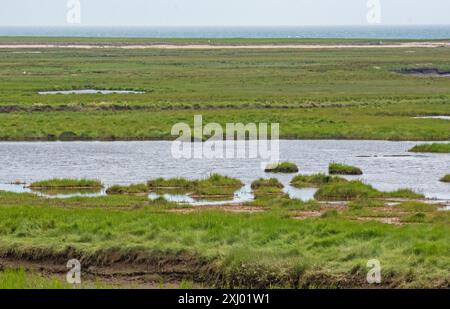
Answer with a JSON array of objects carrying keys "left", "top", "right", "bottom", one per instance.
[{"left": 0, "top": 140, "right": 448, "bottom": 200}]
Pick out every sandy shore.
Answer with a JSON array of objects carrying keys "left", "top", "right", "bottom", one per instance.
[{"left": 0, "top": 42, "right": 449, "bottom": 50}]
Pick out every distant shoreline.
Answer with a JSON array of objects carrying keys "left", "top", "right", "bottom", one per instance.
[{"left": 1, "top": 41, "right": 450, "bottom": 49}]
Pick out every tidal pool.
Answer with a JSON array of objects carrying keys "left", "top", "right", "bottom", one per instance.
[
  {"left": 414, "top": 116, "right": 450, "bottom": 120},
  {"left": 0, "top": 140, "right": 449, "bottom": 200},
  {"left": 38, "top": 89, "right": 145, "bottom": 95}
]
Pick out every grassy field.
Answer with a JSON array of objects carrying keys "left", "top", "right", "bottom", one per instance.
[
  {"left": 0, "top": 38, "right": 449, "bottom": 289},
  {"left": 0, "top": 190, "right": 448, "bottom": 288},
  {"left": 0, "top": 40, "right": 449, "bottom": 140}
]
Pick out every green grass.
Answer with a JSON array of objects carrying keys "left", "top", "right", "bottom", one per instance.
[
  {"left": 106, "top": 183, "right": 148, "bottom": 195},
  {"left": 0, "top": 45, "right": 449, "bottom": 140},
  {"left": 0, "top": 190, "right": 448, "bottom": 288},
  {"left": 0, "top": 268, "right": 114, "bottom": 289},
  {"left": 394, "top": 201, "right": 438, "bottom": 213},
  {"left": 314, "top": 180, "right": 424, "bottom": 201},
  {"left": 251, "top": 178, "right": 285, "bottom": 197},
  {"left": 0, "top": 268, "right": 71, "bottom": 289},
  {"left": 329, "top": 163, "right": 363, "bottom": 175},
  {"left": 264, "top": 162, "right": 299, "bottom": 173},
  {"left": 291, "top": 173, "right": 347, "bottom": 188},
  {"left": 148, "top": 174, "right": 243, "bottom": 197},
  {"left": 409, "top": 143, "right": 450, "bottom": 153},
  {"left": 29, "top": 178, "right": 103, "bottom": 189},
  {"left": 147, "top": 177, "right": 196, "bottom": 189},
  {"left": 440, "top": 174, "right": 450, "bottom": 183}
]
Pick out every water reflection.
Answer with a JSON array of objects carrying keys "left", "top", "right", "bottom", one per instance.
[
  {"left": 149, "top": 185, "right": 254, "bottom": 206},
  {"left": 283, "top": 186, "right": 318, "bottom": 202}
]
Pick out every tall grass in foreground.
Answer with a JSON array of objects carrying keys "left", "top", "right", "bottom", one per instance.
[
  {"left": 0, "top": 268, "right": 69, "bottom": 289},
  {"left": 0, "top": 268, "right": 114, "bottom": 289},
  {"left": 0, "top": 200, "right": 448, "bottom": 288}
]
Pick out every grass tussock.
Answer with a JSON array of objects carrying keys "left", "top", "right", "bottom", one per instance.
[
  {"left": 314, "top": 180, "right": 424, "bottom": 201},
  {"left": 409, "top": 143, "right": 450, "bottom": 153},
  {"left": 0, "top": 268, "right": 71, "bottom": 289},
  {"left": 106, "top": 183, "right": 148, "bottom": 195},
  {"left": 29, "top": 178, "right": 103, "bottom": 189},
  {"left": 264, "top": 162, "right": 299, "bottom": 173},
  {"left": 329, "top": 163, "right": 363, "bottom": 175},
  {"left": 440, "top": 174, "right": 450, "bottom": 183},
  {"left": 290, "top": 173, "right": 347, "bottom": 188},
  {"left": 251, "top": 178, "right": 285, "bottom": 196},
  {"left": 148, "top": 174, "right": 243, "bottom": 197},
  {"left": 0, "top": 190, "right": 448, "bottom": 288}
]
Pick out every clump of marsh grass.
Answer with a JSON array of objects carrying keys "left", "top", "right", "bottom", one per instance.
[
  {"left": 251, "top": 178, "right": 285, "bottom": 197},
  {"left": 264, "top": 162, "right": 299, "bottom": 173},
  {"left": 290, "top": 173, "right": 347, "bottom": 188},
  {"left": 394, "top": 201, "right": 437, "bottom": 213},
  {"left": 314, "top": 180, "right": 424, "bottom": 201},
  {"left": 440, "top": 174, "right": 450, "bottom": 183},
  {"left": 328, "top": 163, "right": 363, "bottom": 175},
  {"left": 106, "top": 183, "right": 148, "bottom": 195},
  {"left": 386, "top": 188, "right": 424, "bottom": 199},
  {"left": 29, "top": 178, "right": 103, "bottom": 189},
  {"left": 147, "top": 174, "right": 243, "bottom": 197},
  {"left": 409, "top": 143, "right": 450, "bottom": 153}
]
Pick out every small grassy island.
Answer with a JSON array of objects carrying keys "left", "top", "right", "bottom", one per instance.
[
  {"left": 329, "top": 163, "right": 363, "bottom": 175},
  {"left": 251, "top": 178, "right": 285, "bottom": 197},
  {"left": 409, "top": 143, "right": 450, "bottom": 153},
  {"left": 29, "top": 178, "right": 103, "bottom": 189},
  {"left": 264, "top": 162, "right": 299, "bottom": 173},
  {"left": 106, "top": 183, "right": 149, "bottom": 195},
  {"left": 147, "top": 174, "right": 243, "bottom": 197},
  {"left": 291, "top": 173, "right": 347, "bottom": 188},
  {"left": 314, "top": 180, "right": 424, "bottom": 201},
  {"left": 440, "top": 174, "right": 450, "bottom": 183}
]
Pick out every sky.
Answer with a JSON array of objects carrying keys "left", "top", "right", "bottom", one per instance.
[{"left": 0, "top": 0, "right": 449, "bottom": 26}]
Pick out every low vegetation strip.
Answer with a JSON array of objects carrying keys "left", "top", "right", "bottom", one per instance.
[
  {"left": 409, "top": 143, "right": 450, "bottom": 153},
  {"left": 106, "top": 183, "right": 148, "bottom": 195},
  {"left": 440, "top": 174, "right": 450, "bottom": 183},
  {"left": 29, "top": 179, "right": 103, "bottom": 189},
  {"left": 251, "top": 178, "right": 285, "bottom": 197}
]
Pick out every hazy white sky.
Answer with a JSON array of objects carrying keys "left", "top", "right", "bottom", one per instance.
[{"left": 1, "top": 0, "right": 449, "bottom": 26}]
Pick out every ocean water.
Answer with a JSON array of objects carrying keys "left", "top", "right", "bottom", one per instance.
[{"left": 1, "top": 25, "right": 450, "bottom": 39}]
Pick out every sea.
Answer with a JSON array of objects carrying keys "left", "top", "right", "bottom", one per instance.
[{"left": 0, "top": 25, "right": 450, "bottom": 39}]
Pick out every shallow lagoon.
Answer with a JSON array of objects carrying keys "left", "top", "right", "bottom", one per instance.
[{"left": 0, "top": 140, "right": 449, "bottom": 200}]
